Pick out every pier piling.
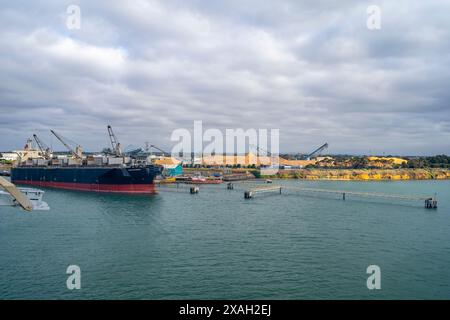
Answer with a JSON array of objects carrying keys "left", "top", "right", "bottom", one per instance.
[
  {"left": 190, "top": 186, "right": 199, "bottom": 194},
  {"left": 425, "top": 198, "right": 437, "bottom": 209}
]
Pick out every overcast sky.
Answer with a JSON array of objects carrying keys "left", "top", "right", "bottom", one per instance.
[{"left": 0, "top": 0, "right": 449, "bottom": 155}]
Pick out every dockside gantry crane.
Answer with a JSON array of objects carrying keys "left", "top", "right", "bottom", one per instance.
[
  {"left": 149, "top": 144, "right": 168, "bottom": 156},
  {"left": 50, "top": 130, "right": 83, "bottom": 159},
  {"left": 107, "top": 125, "right": 123, "bottom": 157},
  {"left": 305, "top": 143, "right": 329, "bottom": 160},
  {"left": 33, "top": 134, "right": 52, "bottom": 159}
]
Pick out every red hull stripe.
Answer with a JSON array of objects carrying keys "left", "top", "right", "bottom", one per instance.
[{"left": 13, "top": 180, "right": 157, "bottom": 194}]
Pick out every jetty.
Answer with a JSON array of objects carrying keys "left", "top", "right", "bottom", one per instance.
[
  {"left": 244, "top": 185, "right": 282, "bottom": 199},
  {"left": 156, "top": 182, "right": 201, "bottom": 195},
  {"left": 242, "top": 183, "right": 438, "bottom": 209}
]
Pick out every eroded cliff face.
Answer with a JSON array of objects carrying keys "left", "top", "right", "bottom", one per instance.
[{"left": 274, "top": 169, "right": 450, "bottom": 180}]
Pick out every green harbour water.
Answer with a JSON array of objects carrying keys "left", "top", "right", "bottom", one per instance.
[{"left": 1, "top": 179, "right": 449, "bottom": 299}]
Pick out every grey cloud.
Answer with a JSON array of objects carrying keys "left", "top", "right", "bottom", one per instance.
[{"left": 0, "top": 0, "right": 449, "bottom": 155}]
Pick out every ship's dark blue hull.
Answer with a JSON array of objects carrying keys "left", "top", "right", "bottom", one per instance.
[{"left": 11, "top": 166, "right": 161, "bottom": 194}]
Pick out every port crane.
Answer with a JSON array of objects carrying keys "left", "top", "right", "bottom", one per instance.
[
  {"left": 107, "top": 125, "right": 122, "bottom": 156},
  {"left": 305, "top": 143, "right": 328, "bottom": 160},
  {"left": 50, "top": 130, "right": 83, "bottom": 159},
  {"left": 149, "top": 145, "right": 168, "bottom": 156},
  {"left": 33, "top": 134, "right": 52, "bottom": 159}
]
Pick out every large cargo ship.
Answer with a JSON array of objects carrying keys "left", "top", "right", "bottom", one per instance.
[
  {"left": 10, "top": 126, "right": 162, "bottom": 194},
  {"left": 11, "top": 165, "right": 161, "bottom": 194}
]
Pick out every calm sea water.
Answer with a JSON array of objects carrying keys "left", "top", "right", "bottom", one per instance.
[{"left": 1, "top": 180, "right": 449, "bottom": 299}]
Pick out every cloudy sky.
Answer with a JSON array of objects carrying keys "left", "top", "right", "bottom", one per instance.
[{"left": 0, "top": 0, "right": 449, "bottom": 155}]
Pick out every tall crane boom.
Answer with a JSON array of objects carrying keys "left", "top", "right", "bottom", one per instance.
[
  {"left": 107, "top": 125, "right": 122, "bottom": 156},
  {"left": 50, "top": 130, "right": 82, "bottom": 159},
  {"left": 149, "top": 145, "right": 167, "bottom": 156},
  {"left": 33, "top": 134, "right": 52, "bottom": 159},
  {"left": 305, "top": 143, "right": 328, "bottom": 160}
]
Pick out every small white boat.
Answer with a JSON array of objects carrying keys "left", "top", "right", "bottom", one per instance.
[{"left": 0, "top": 188, "right": 50, "bottom": 211}]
